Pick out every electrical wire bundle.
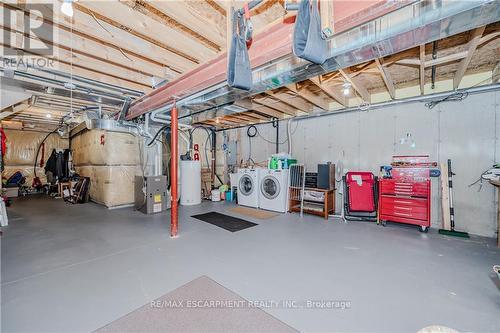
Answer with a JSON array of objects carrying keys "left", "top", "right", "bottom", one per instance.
[{"left": 425, "top": 91, "right": 469, "bottom": 109}]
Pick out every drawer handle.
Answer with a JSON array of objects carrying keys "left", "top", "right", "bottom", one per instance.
[
  {"left": 395, "top": 206, "right": 412, "bottom": 211},
  {"left": 394, "top": 211, "right": 411, "bottom": 216},
  {"left": 394, "top": 200, "right": 412, "bottom": 204}
]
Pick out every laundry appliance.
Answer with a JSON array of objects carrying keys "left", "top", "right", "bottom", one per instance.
[
  {"left": 259, "top": 169, "right": 289, "bottom": 213},
  {"left": 237, "top": 168, "right": 261, "bottom": 208}
]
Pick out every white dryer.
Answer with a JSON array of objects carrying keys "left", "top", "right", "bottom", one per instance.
[
  {"left": 237, "top": 168, "right": 260, "bottom": 208},
  {"left": 259, "top": 169, "right": 289, "bottom": 213}
]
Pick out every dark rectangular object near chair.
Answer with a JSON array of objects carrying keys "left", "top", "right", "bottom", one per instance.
[
  {"left": 317, "top": 163, "right": 335, "bottom": 190},
  {"left": 192, "top": 212, "right": 258, "bottom": 232}
]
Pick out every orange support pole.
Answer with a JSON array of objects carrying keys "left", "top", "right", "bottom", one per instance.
[{"left": 170, "top": 102, "right": 178, "bottom": 237}]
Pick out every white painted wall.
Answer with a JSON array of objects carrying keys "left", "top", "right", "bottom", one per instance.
[{"left": 233, "top": 90, "right": 500, "bottom": 238}]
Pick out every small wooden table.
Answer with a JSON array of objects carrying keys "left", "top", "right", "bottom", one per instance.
[
  {"left": 289, "top": 187, "right": 335, "bottom": 219},
  {"left": 489, "top": 180, "right": 500, "bottom": 248}
]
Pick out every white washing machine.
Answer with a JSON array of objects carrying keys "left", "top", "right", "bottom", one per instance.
[
  {"left": 237, "top": 168, "right": 261, "bottom": 208},
  {"left": 259, "top": 169, "right": 289, "bottom": 213}
]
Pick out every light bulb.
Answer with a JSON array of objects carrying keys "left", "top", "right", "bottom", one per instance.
[
  {"left": 342, "top": 81, "right": 351, "bottom": 96},
  {"left": 46, "top": 113, "right": 52, "bottom": 118},
  {"left": 61, "top": 0, "right": 74, "bottom": 17}
]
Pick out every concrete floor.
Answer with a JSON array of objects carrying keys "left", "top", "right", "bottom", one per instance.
[{"left": 1, "top": 195, "right": 500, "bottom": 333}]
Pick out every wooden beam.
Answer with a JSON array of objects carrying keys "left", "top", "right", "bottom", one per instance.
[
  {"left": 0, "top": 99, "right": 31, "bottom": 120},
  {"left": 1, "top": 2, "right": 185, "bottom": 75},
  {"left": 265, "top": 91, "right": 313, "bottom": 113},
  {"left": 4, "top": 41, "right": 153, "bottom": 88},
  {"left": 419, "top": 45, "right": 425, "bottom": 95},
  {"left": 221, "top": 115, "right": 248, "bottom": 125},
  {"left": 251, "top": 0, "right": 283, "bottom": 16},
  {"left": 309, "top": 77, "right": 347, "bottom": 106},
  {"left": 73, "top": 2, "right": 201, "bottom": 64},
  {"left": 206, "top": 0, "right": 281, "bottom": 17},
  {"left": 119, "top": 0, "right": 221, "bottom": 52},
  {"left": 228, "top": 114, "right": 261, "bottom": 122},
  {"left": 287, "top": 84, "right": 330, "bottom": 110},
  {"left": 235, "top": 99, "right": 287, "bottom": 119},
  {"left": 4, "top": 44, "right": 151, "bottom": 92},
  {"left": 205, "top": 0, "right": 226, "bottom": 17},
  {"left": 374, "top": 59, "right": 395, "bottom": 99},
  {"left": 453, "top": 26, "right": 486, "bottom": 89},
  {"left": 0, "top": 24, "right": 159, "bottom": 83},
  {"left": 252, "top": 96, "right": 300, "bottom": 116},
  {"left": 224, "top": 114, "right": 253, "bottom": 124},
  {"left": 153, "top": 1, "right": 226, "bottom": 48},
  {"left": 246, "top": 112, "right": 270, "bottom": 120},
  {"left": 396, "top": 51, "right": 469, "bottom": 68},
  {"left": 338, "top": 69, "right": 370, "bottom": 102},
  {"left": 479, "top": 31, "right": 500, "bottom": 45}
]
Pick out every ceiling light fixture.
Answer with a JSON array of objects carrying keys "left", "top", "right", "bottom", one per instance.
[
  {"left": 342, "top": 82, "right": 351, "bottom": 96},
  {"left": 45, "top": 113, "right": 52, "bottom": 119},
  {"left": 61, "top": 0, "right": 74, "bottom": 17}
]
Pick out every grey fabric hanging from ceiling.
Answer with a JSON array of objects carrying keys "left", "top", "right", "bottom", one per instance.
[
  {"left": 293, "top": 0, "right": 329, "bottom": 65},
  {"left": 227, "top": 13, "right": 253, "bottom": 91}
]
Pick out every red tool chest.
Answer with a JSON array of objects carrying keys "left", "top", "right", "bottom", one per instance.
[{"left": 379, "top": 156, "right": 431, "bottom": 232}]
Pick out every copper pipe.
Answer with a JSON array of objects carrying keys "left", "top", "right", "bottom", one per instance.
[{"left": 170, "top": 102, "right": 179, "bottom": 237}]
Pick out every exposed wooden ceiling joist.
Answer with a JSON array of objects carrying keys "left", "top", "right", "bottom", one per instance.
[
  {"left": 309, "top": 77, "right": 347, "bottom": 106},
  {"left": 287, "top": 84, "right": 329, "bottom": 111},
  {"left": 454, "top": 26, "right": 486, "bottom": 89},
  {"left": 119, "top": 0, "right": 222, "bottom": 52},
  {"left": 338, "top": 69, "right": 371, "bottom": 103},
  {"left": 74, "top": 2, "right": 203, "bottom": 64},
  {"left": 0, "top": 27, "right": 154, "bottom": 87},
  {"left": 235, "top": 99, "right": 287, "bottom": 119},
  {"left": 251, "top": 95, "right": 300, "bottom": 116},
  {"left": 374, "top": 58, "right": 396, "bottom": 99},
  {"left": 205, "top": 0, "right": 226, "bottom": 17},
  {"left": 246, "top": 112, "right": 270, "bottom": 120},
  {"left": 152, "top": 1, "right": 226, "bottom": 48},
  {"left": 4, "top": 44, "right": 151, "bottom": 92},
  {"left": 265, "top": 91, "right": 313, "bottom": 113},
  {"left": 0, "top": 20, "right": 167, "bottom": 80},
  {"left": 0, "top": 2, "right": 184, "bottom": 76},
  {"left": 0, "top": 98, "right": 32, "bottom": 120}
]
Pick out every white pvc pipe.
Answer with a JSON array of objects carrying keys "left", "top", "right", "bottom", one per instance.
[
  {"left": 151, "top": 109, "right": 193, "bottom": 129},
  {"left": 287, "top": 118, "right": 294, "bottom": 155}
]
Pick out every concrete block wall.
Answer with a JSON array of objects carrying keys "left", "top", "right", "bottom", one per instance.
[{"left": 233, "top": 90, "right": 500, "bottom": 238}]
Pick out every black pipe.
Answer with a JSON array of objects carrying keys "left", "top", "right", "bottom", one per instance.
[
  {"left": 431, "top": 41, "right": 438, "bottom": 89},
  {"left": 211, "top": 129, "right": 216, "bottom": 188},
  {"left": 273, "top": 117, "right": 279, "bottom": 153}
]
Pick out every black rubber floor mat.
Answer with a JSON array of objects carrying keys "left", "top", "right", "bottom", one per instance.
[{"left": 191, "top": 212, "right": 258, "bottom": 232}]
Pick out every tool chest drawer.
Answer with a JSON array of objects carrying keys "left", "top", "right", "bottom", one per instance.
[
  {"left": 379, "top": 180, "right": 430, "bottom": 197},
  {"left": 380, "top": 196, "right": 429, "bottom": 221}
]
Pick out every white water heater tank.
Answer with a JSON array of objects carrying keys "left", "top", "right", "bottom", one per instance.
[{"left": 180, "top": 160, "right": 201, "bottom": 205}]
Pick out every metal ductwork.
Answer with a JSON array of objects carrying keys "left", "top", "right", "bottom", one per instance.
[
  {"left": 70, "top": 119, "right": 140, "bottom": 137},
  {"left": 130, "top": 0, "right": 500, "bottom": 123}
]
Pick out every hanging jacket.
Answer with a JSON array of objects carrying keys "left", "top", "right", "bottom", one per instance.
[{"left": 45, "top": 149, "right": 57, "bottom": 175}]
